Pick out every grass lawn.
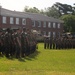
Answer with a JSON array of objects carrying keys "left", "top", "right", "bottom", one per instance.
[{"left": 0, "top": 43, "right": 75, "bottom": 75}]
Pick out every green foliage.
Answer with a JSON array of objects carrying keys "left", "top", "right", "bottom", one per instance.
[
  {"left": 0, "top": 43, "right": 75, "bottom": 75},
  {"left": 45, "top": 7, "right": 61, "bottom": 18},
  {"left": 61, "top": 15, "right": 75, "bottom": 32},
  {"left": 24, "top": 6, "right": 40, "bottom": 13},
  {"left": 53, "top": 2, "right": 74, "bottom": 15}
]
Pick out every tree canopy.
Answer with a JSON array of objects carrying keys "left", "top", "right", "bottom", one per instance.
[
  {"left": 52, "top": 2, "right": 74, "bottom": 15},
  {"left": 24, "top": 6, "right": 40, "bottom": 13},
  {"left": 61, "top": 15, "right": 75, "bottom": 32},
  {"left": 45, "top": 7, "right": 61, "bottom": 18}
]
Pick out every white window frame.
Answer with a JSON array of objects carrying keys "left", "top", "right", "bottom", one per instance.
[
  {"left": 43, "top": 22, "right": 46, "bottom": 28},
  {"left": 22, "top": 18, "right": 26, "bottom": 25},
  {"left": 38, "top": 21, "right": 41, "bottom": 27},
  {"left": 58, "top": 23, "right": 60, "bottom": 28},
  {"left": 32, "top": 20, "right": 35, "bottom": 27},
  {"left": 16, "top": 18, "right": 19, "bottom": 25},
  {"left": 10, "top": 17, "right": 14, "bottom": 24},
  {"left": 53, "top": 32, "right": 56, "bottom": 38},
  {"left": 48, "top": 32, "right": 51, "bottom": 37},
  {"left": 2, "top": 16, "right": 6, "bottom": 24},
  {"left": 48, "top": 22, "right": 51, "bottom": 28},
  {"left": 53, "top": 23, "right": 56, "bottom": 28}
]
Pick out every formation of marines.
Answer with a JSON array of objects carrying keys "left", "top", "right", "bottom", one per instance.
[
  {"left": 0, "top": 28, "right": 37, "bottom": 58},
  {"left": 44, "top": 36, "right": 75, "bottom": 49}
]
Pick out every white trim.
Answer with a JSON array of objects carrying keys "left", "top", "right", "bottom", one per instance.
[
  {"left": 43, "top": 22, "right": 46, "bottom": 28},
  {"left": 48, "top": 22, "right": 51, "bottom": 28},
  {"left": 10, "top": 17, "right": 14, "bottom": 24},
  {"left": 2, "top": 16, "right": 6, "bottom": 24},
  {"left": 58, "top": 23, "right": 60, "bottom": 28},
  {"left": 48, "top": 32, "right": 51, "bottom": 37},
  {"left": 53, "top": 23, "right": 56, "bottom": 28},
  {"left": 53, "top": 32, "right": 56, "bottom": 37},
  {"left": 16, "top": 18, "right": 19, "bottom": 25},
  {"left": 22, "top": 18, "right": 26, "bottom": 25}
]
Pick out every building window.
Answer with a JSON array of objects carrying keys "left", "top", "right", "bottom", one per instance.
[
  {"left": 2, "top": 16, "right": 6, "bottom": 24},
  {"left": 58, "top": 32, "right": 60, "bottom": 37},
  {"left": 32, "top": 20, "right": 35, "bottom": 27},
  {"left": 38, "top": 21, "right": 41, "bottom": 27},
  {"left": 43, "top": 31, "right": 46, "bottom": 36},
  {"left": 10, "top": 17, "right": 14, "bottom": 24},
  {"left": 53, "top": 23, "right": 56, "bottom": 28},
  {"left": 58, "top": 23, "right": 60, "bottom": 28},
  {"left": 16, "top": 18, "right": 19, "bottom": 25},
  {"left": 22, "top": 18, "right": 26, "bottom": 25},
  {"left": 43, "top": 22, "right": 46, "bottom": 28},
  {"left": 48, "top": 22, "right": 51, "bottom": 28},
  {"left": 48, "top": 32, "right": 51, "bottom": 37},
  {"left": 53, "top": 32, "right": 56, "bottom": 38}
]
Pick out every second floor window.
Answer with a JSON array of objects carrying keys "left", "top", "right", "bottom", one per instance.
[
  {"left": 16, "top": 18, "right": 19, "bottom": 25},
  {"left": 10, "top": 17, "right": 14, "bottom": 24},
  {"left": 58, "top": 23, "right": 60, "bottom": 28},
  {"left": 53, "top": 23, "right": 56, "bottom": 28},
  {"left": 48, "top": 22, "right": 51, "bottom": 28},
  {"left": 43, "top": 22, "right": 46, "bottom": 28},
  {"left": 2, "top": 16, "right": 6, "bottom": 24},
  {"left": 22, "top": 19, "right": 26, "bottom": 25},
  {"left": 38, "top": 21, "right": 41, "bottom": 27},
  {"left": 32, "top": 20, "right": 35, "bottom": 27}
]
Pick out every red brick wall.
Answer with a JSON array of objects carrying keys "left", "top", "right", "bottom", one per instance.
[
  {"left": 30, "top": 21, "right": 63, "bottom": 37},
  {"left": 0, "top": 15, "right": 63, "bottom": 38},
  {"left": 0, "top": 16, "right": 32, "bottom": 29}
]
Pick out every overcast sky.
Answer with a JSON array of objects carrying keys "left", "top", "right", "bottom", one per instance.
[{"left": 0, "top": 0, "right": 74, "bottom": 11}]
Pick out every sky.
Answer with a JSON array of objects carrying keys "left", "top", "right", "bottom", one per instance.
[{"left": 0, "top": 0, "right": 75, "bottom": 11}]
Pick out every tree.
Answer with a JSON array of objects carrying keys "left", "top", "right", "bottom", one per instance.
[
  {"left": 73, "top": 3, "right": 75, "bottom": 15},
  {"left": 45, "top": 7, "right": 61, "bottom": 18},
  {"left": 24, "top": 6, "right": 40, "bottom": 13},
  {"left": 53, "top": 2, "right": 74, "bottom": 15},
  {"left": 61, "top": 15, "right": 75, "bottom": 32},
  {"left": 40, "top": 9, "right": 45, "bottom": 15}
]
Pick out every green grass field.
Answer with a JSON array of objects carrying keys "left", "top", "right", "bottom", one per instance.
[{"left": 0, "top": 43, "right": 75, "bottom": 75}]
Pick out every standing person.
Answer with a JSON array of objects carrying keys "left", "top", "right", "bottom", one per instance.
[
  {"left": 53, "top": 38, "right": 56, "bottom": 49},
  {"left": 0, "top": 29, "right": 4, "bottom": 56},
  {"left": 10, "top": 29, "right": 16, "bottom": 57},
  {"left": 31, "top": 34, "right": 37, "bottom": 53},
  {"left": 44, "top": 36, "right": 46, "bottom": 49},
  {"left": 4, "top": 28, "right": 12, "bottom": 58},
  {"left": 15, "top": 28, "right": 22, "bottom": 58},
  {"left": 47, "top": 37, "right": 50, "bottom": 49},
  {"left": 55, "top": 38, "right": 58, "bottom": 49},
  {"left": 21, "top": 28, "right": 27, "bottom": 57},
  {"left": 26, "top": 28, "right": 31, "bottom": 55},
  {"left": 74, "top": 39, "right": 75, "bottom": 48},
  {"left": 49, "top": 38, "right": 52, "bottom": 49}
]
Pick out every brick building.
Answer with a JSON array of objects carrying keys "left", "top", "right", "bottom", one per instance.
[{"left": 0, "top": 7, "right": 64, "bottom": 38}]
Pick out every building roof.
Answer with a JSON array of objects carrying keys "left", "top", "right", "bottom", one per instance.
[
  {"left": 0, "top": 7, "right": 63, "bottom": 23},
  {"left": 26, "top": 12, "right": 63, "bottom": 23},
  {"left": 29, "top": 13, "right": 63, "bottom": 23},
  {"left": 0, "top": 8, "right": 30, "bottom": 18}
]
